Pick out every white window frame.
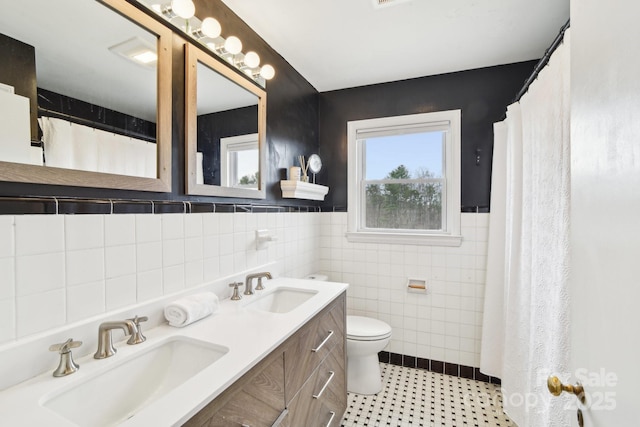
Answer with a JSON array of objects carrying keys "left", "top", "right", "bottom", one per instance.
[
  {"left": 220, "top": 133, "right": 259, "bottom": 188},
  {"left": 346, "top": 110, "right": 462, "bottom": 246}
]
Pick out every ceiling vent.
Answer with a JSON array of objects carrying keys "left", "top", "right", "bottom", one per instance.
[{"left": 372, "top": 0, "right": 412, "bottom": 9}]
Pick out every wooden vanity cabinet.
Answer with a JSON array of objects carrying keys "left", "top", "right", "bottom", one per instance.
[
  {"left": 282, "top": 294, "right": 346, "bottom": 427},
  {"left": 183, "top": 349, "right": 286, "bottom": 427},
  {"left": 183, "top": 292, "right": 346, "bottom": 427},
  {"left": 283, "top": 340, "right": 345, "bottom": 427}
]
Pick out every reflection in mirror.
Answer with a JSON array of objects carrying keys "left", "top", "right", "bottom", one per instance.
[
  {"left": 219, "top": 133, "right": 259, "bottom": 188},
  {"left": 196, "top": 62, "right": 258, "bottom": 187},
  {"left": 0, "top": 0, "right": 172, "bottom": 192},
  {"left": 186, "top": 44, "right": 266, "bottom": 198}
]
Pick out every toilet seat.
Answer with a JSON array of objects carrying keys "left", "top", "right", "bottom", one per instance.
[{"left": 347, "top": 315, "right": 392, "bottom": 341}]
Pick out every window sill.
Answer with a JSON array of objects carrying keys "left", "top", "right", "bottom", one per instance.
[{"left": 345, "top": 231, "right": 462, "bottom": 247}]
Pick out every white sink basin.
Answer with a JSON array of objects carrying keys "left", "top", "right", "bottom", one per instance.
[
  {"left": 40, "top": 336, "right": 228, "bottom": 427},
  {"left": 246, "top": 287, "right": 318, "bottom": 313}
]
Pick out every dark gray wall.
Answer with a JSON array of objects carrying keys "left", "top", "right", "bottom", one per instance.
[
  {"left": 318, "top": 61, "right": 537, "bottom": 210},
  {"left": 0, "top": 33, "right": 37, "bottom": 140}
]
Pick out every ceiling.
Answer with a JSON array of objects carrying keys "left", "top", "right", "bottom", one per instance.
[{"left": 220, "top": 0, "right": 570, "bottom": 92}]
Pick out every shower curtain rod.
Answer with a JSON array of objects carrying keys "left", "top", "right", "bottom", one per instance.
[
  {"left": 514, "top": 19, "right": 570, "bottom": 103},
  {"left": 38, "top": 107, "right": 156, "bottom": 143}
]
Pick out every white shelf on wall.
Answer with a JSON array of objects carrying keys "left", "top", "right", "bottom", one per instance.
[{"left": 280, "top": 180, "right": 329, "bottom": 201}]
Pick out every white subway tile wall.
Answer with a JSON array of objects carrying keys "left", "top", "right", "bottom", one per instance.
[
  {"left": 319, "top": 212, "right": 489, "bottom": 367},
  {"left": 0, "top": 212, "right": 321, "bottom": 345},
  {"left": 0, "top": 210, "right": 488, "bottom": 368}
]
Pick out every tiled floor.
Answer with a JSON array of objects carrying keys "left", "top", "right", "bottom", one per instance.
[{"left": 341, "top": 363, "right": 515, "bottom": 427}]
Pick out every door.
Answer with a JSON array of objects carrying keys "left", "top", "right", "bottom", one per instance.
[{"left": 569, "top": 0, "right": 640, "bottom": 425}]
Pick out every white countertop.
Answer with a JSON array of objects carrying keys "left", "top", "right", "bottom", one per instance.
[{"left": 0, "top": 277, "right": 348, "bottom": 426}]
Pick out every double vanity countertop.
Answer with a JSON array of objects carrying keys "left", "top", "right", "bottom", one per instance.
[{"left": 0, "top": 277, "right": 348, "bottom": 426}]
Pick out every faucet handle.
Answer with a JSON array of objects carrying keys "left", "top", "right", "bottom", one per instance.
[
  {"left": 229, "top": 282, "right": 243, "bottom": 300},
  {"left": 49, "top": 338, "right": 82, "bottom": 377},
  {"left": 126, "top": 315, "right": 148, "bottom": 345},
  {"left": 49, "top": 338, "right": 83, "bottom": 354},
  {"left": 129, "top": 315, "right": 148, "bottom": 325},
  {"left": 255, "top": 277, "right": 266, "bottom": 291}
]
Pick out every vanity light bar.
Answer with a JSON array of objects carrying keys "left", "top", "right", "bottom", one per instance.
[{"left": 143, "top": 0, "right": 275, "bottom": 86}]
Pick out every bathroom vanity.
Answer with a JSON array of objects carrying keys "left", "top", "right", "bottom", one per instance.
[
  {"left": 0, "top": 278, "right": 347, "bottom": 426},
  {"left": 185, "top": 291, "right": 345, "bottom": 426}
]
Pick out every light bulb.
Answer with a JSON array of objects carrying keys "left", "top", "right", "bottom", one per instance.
[
  {"left": 171, "top": 0, "right": 195, "bottom": 19},
  {"left": 260, "top": 64, "right": 275, "bottom": 80},
  {"left": 224, "top": 36, "right": 242, "bottom": 55},
  {"left": 244, "top": 51, "right": 260, "bottom": 68},
  {"left": 200, "top": 17, "right": 221, "bottom": 38}
]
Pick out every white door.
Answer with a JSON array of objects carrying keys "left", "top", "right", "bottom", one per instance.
[{"left": 569, "top": 0, "right": 640, "bottom": 425}]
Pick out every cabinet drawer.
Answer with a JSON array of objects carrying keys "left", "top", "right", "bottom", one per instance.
[
  {"left": 284, "top": 295, "right": 345, "bottom": 403},
  {"left": 184, "top": 352, "right": 285, "bottom": 427},
  {"left": 311, "top": 340, "right": 346, "bottom": 427},
  {"left": 286, "top": 341, "right": 345, "bottom": 427}
]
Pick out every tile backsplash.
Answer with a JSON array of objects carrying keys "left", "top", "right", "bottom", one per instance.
[
  {"left": 0, "top": 210, "right": 489, "bottom": 376},
  {"left": 0, "top": 212, "right": 321, "bottom": 346}
]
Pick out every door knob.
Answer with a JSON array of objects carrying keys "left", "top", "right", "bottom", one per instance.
[{"left": 547, "top": 376, "right": 586, "bottom": 404}]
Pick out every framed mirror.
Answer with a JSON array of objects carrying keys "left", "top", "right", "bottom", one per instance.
[
  {"left": 185, "top": 43, "right": 266, "bottom": 199},
  {"left": 0, "top": 0, "right": 172, "bottom": 192}
]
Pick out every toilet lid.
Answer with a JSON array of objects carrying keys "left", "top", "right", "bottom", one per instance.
[{"left": 347, "top": 315, "right": 392, "bottom": 341}]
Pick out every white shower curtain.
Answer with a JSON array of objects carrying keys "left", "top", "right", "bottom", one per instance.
[
  {"left": 40, "top": 116, "right": 156, "bottom": 178},
  {"left": 481, "top": 30, "right": 571, "bottom": 426}
]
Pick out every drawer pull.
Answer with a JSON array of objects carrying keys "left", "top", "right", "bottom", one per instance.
[
  {"left": 326, "top": 411, "right": 336, "bottom": 427},
  {"left": 311, "top": 330, "right": 334, "bottom": 353},
  {"left": 313, "top": 370, "right": 335, "bottom": 399},
  {"left": 271, "top": 408, "right": 289, "bottom": 427}
]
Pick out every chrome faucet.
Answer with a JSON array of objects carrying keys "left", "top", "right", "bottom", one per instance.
[
  {"left": 244, "top": 272, "right": 273, "bottom": 295},
  {"left": 94, "top": 319, "right": 138, "bottom": 359}
]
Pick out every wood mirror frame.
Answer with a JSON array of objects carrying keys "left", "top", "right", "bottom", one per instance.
[
  {"left": 185, "top": 43, "right": 267, "bottom": 199},
  {"left": 0, "top": 0, "right": 172, "bottom": 192}
]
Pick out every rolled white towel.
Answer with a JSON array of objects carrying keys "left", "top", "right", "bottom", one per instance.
[{"left": 164, "top": 292, "right": 219, "bottom": 327}]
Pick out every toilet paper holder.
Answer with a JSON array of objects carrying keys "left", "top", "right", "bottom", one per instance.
[{"left": 407, "top": 278, "right": 427, "bottom": 293}]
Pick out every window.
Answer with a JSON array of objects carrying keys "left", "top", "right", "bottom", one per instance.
[
  {"left": 347, "top": 110, "right": 462, "bottom": 246},
  {"left": 220, "top": 133, "right": 259, "bottom": 188}
]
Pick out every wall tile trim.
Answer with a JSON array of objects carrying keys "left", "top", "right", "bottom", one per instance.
[
  {"left": 0, "top": 197, "right": 324, "bottom": 215},
  {"left": 378, "top": 351, "right": 501, "bottom": 385}
]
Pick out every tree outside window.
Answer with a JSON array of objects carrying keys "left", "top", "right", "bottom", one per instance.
[{"left": 365, "top": 165, "right": 442, "bottom": 230}]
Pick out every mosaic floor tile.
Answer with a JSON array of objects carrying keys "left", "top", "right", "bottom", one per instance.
[{"left": 341, "top": 363, "right": 515, "bottom": 427}]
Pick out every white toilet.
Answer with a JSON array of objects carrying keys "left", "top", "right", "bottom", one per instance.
[
  {"left": 305, "top": 274, "right": 392, "bottom": 395},
  {"left": 346, "top": 315, "right": 392, "bottom": 395}
]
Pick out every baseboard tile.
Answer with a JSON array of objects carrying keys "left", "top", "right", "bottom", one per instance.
[{"left": 378, "top": 351, "right": 502, "bottom": 385}]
